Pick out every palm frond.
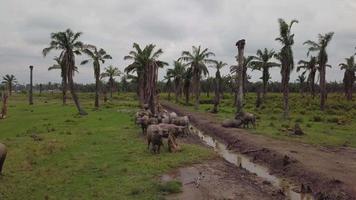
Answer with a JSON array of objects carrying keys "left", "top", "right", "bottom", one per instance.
[
  {"left": 81, "top": 60, "right": 89, "bottom": 65},
  {"left": 48, "top": 65, "right": 61, "bottom": 71}
]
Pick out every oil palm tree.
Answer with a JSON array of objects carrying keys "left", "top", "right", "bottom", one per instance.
[
  {"left": 124, "top": 43, "right": 168, "bottom": 111},
  {"left": 203, "top": 77, "right": 214, "bottom": 97},
  {"left": 222, "top": 75, "right": 234, "bottom": 96},
  {"left": 167, "top": 60, "right": 186, "bottom": 103},
  {"left": 339, "top": 56, "right": 356, "bottom": 100},
  {"left": 124, "top": 43, "right": 145, "bottom": 105},
  {"left": 163, "top": 74, "right": 172, "bottom": 100},
  {"left": 101, "top": 65, "right": 122, "bottom": 98},
  {"left": 48, "top": 57, "right": 68, "bottom": 105},
  {"left": 231, "top": 56, "right": 254, "bottom": 97},
  {"left": 182, "top": 67, "right": 193, "bottom": 105},
  {"left": 126, "top": 74, "right": 139, "bottom": 96},
  {"left": 81, "top": 44, "right": 112, "bottom": 108},
  {"left": 296, "top": 71, "right": 307, "bottom": 96},
  {"left": 2, "top": 74, "right": 16, "bottom": 95},
  {"left": 250, "top": 48, "right": 279, "bottom": 99},
  {"left": 142, "top": 44, "right": 168, "bottom": 115},
  {"left": 43, "top": 28, "right": 87, "bottom": 115},
  {"left": 179, "top": 46, "right": 215, "bottom": 110},
  {"left": 211, "top": 61, "right": 227, "bottom": 113},
  {"left": 304, "top": 32, "right": 334, "bottom": 110},
  {"left": 275, "top": 18, "right": 298, "bottom": 119},
  {"left": 120, "top": 75, "right": 129, "bottom": 93},
  {"left": 297, "top": 56, "right": 318, "bottom": 98},
  {"left": 235, "top": 39, "right": 246, "bottom": 114}
]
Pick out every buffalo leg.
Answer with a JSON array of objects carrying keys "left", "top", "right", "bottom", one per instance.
[{"left": 0, "top": 153, "right": 6, "bottom": 174}]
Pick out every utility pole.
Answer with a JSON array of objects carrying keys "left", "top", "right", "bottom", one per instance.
[
  {"left": 236, "top": 39, "right": 245, "bottom": 114},
  {"left": 29, "top": 65, "right": 34, "bottom": 105}
]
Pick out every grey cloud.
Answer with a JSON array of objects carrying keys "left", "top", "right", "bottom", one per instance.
[{"left": 0, "top": 0, "right": 355, "bottom": 84}]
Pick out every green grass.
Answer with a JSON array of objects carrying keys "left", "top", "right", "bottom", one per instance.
[
  {"left": 163, "top": 92, "right": 356, "bottom": 148},
  {"left": 0, "top": 93, "right": 213, "bottom": 200}
]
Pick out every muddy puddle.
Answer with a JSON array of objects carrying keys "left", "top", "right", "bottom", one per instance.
[
  {"left": 190, "top": 126, "right": 314, "bottom": 200},
  {"left": 162, "top": 160, "right": 284, "bottom": 200}
]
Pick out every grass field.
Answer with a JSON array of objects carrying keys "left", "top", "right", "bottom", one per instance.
[
  {"left": 0, "top": 93, "right": 213, "bottom": 200},
  {"left": 163, "top": 92, "right": 356, "bottom": 148}
]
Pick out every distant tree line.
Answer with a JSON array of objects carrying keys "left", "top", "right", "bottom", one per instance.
[{"left": 2, "top": 79, "right": 348, "bottom": 95}]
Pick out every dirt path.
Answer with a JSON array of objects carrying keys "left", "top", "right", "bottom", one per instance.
[
  {"left": 162, "top": 159, "right": 285, "bottom": 200},
  {"left": 162, "top": 101, "right": 356, "bottom": 200}
]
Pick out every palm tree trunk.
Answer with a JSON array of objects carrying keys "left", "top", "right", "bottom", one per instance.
[
  {"left": 263, "top": 81, "right": 267, "bottom": 99},
  {"left": 347, "top": 86, "right": 352, "bottom": 101},
  {"left": 146, "top": 64, "right": 158, "bottom": 115},
  {"left": 167, "top": 80, "right": 171, "bottom": 101},
  {"left": 320, "top": 66, "right": 326, "bottom": 110},
  {"left": 95, "top": 76, "right": 100, "bottom": 108},
  {"left": 310, "top": 72, "right": 316, "bottom": 98},
  {"left": 344, "top": 71, "right": 354, "bottom": 101},
  {"left": 282, "top": 69, "right": 290, "bottom": 119},
  {"left": 62, "top": 69, "right": 68, "bottom": 105},
  {"left": 212, "top": 79, "right": 220, "bottom": 113},
  {"left": 110, "top": 79, "right": 113, "bottom": 98},
  {"left": 236, "top": 39, "right": 245, "bottom": 114},
  {"left": 184, "top": 85, "right": 189, "bottom": 105},
  {"left": 184, "top": 81, "right": 190, "bottom": 105},
  {"left": 194, "top": 74, "right": 200, "bottom": 110},
  {"left": 243, "top": 66, "right": 248, "bottom": 97},
  {"left": 349, "top": 85, "right": 353, "bottom": 101},
  {"left": 9, "top": 83, "right": 12, "bottom": 96},
  {"left": 62, "top": 79, "right": 67, "bottom": 105},
  {"left": 262, "top": 68, "right": 268, "bottom": 99},
  {"left": 68, "top": 73, "right": 87, "bottom": 115},
  {"left": 300, "top": 82, "right": 305, "bottom": 97},
  {"left": 138, "top": 75, "right": 145, "bottom": 107},
  {"left": 29, "top": 66, "right": 34, "bottom": 105},
  {"left": 39, "top": 84, "right": 42, "bottom": 96},
  {"left": 175, "top": 80, "right": 179, "bottom": 103},
  {"left": 348, "top": 72, "right": 354, "bottom": 100}
]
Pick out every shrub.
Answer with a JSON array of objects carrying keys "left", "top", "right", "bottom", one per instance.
[
  {"left": 325, "top": 109, "right": 338, "bottom": 115},
  {"left": 312, "top": 116, "right": 323, "bottom": 122},
  {"left": 281, "top": 123, "right": 290, "bottom": 128},
  {"left": 295, "top": 117, "right": 304, "bottom": 123},
  {"left": 272, "top": 108, "right": 283, "bottom": 114},
  {"left": 130, "top": 187, "right": 144, "bottom": 195},
  {"left": 158, "top": 180, "right": 182, "bottom": 194},
  {"left": 336, "top": 116, "right": 351, "bottom": 125},
  {"left": 270, "top": 116, "right": 277, "bottom": 120},
  {"left": 199, "top": 99, "right": 214, "bottom": 104},
  {"left": 327, "top": 117, "right": 339, "bottom": 123}
]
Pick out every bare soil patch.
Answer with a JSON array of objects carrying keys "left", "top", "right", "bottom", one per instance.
[
  {"left": 161, "top": 159, "right": 285, "bottom": 200},
  {"left": 163, "top": 101, "right": 356, "bottom": 200}
]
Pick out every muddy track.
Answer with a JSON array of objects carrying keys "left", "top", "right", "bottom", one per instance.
[
  {"left": 162, "top": 101, "right": 356, "bottom": 200},
  {"left": 162, "top": 159, "right": 286, "bottom": 200}
]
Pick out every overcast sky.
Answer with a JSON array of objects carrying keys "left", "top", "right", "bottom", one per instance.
[{"left": 0, "top": 0, "right": 355, "bottom": 85}]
